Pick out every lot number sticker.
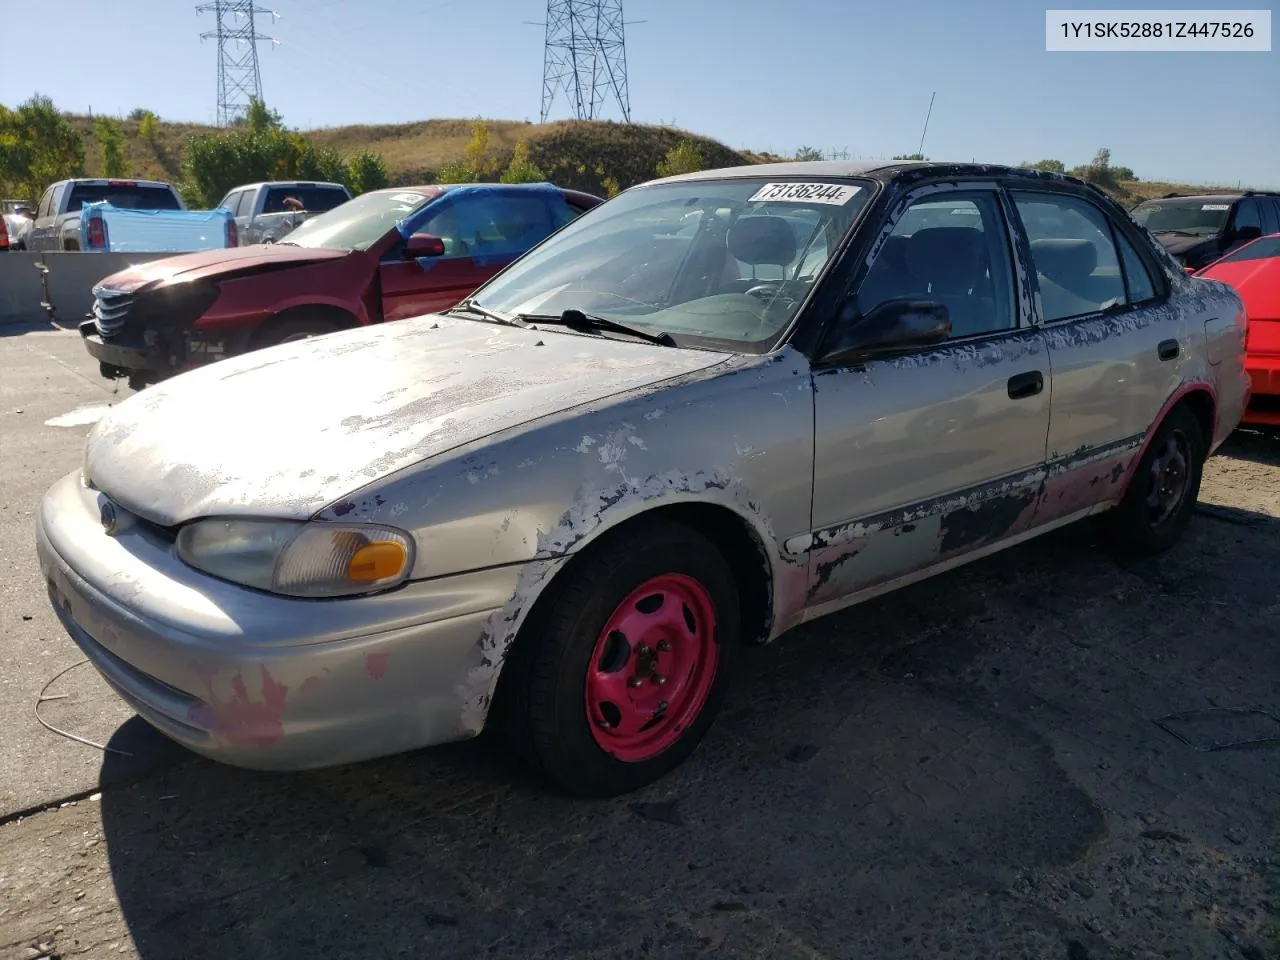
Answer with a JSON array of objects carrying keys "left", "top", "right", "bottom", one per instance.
[
  {"left": 392, "top": 192, "right": 428, "bottom": 204},
  {"left": 748, "top": 182, "right": 862, "bottom": 205},
  {"left": 1202, "top": 203, "right": 1231, "bottom": 210}
]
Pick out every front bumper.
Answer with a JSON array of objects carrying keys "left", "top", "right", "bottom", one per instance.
[
  {"left": 36, "top": 469, "right": 533, "bottom": 771},
  {"left": 79, "top": 319, "right": 175, "bottom": 374},
  {"left": 1243, "top": 356, "right": 1280, "bottom": 426}
]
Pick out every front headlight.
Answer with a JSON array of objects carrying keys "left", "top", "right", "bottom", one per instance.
[{"left": 175, "top": 518, "right": 415, "bottom": 598}]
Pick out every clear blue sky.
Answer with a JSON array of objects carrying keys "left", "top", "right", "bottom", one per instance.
[{"left": 2, "top": 0, "right": 1277, "bottom": 188}]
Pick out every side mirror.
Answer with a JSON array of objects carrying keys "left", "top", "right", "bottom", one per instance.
[
  {"left": 819, "top": 298, "right": 951, "bottom": 366},
  {"left": 1234, "top": 225, "right": 1263, "bottom": 243},
  {"left": 405, "top": 233, "right": 446, "bottom": 258}
]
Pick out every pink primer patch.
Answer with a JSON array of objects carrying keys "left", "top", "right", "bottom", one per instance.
[
  {"left": 364, "top": 652, "right": 390, "bottom": 680},
  {"left": 189, "top": 666, "right": 289, "bottom": 747}
]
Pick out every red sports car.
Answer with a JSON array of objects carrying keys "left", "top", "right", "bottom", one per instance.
[
  {"left": 80, "top": 182, "right": 602, "bottom": 388},
  {"left": 1198, "top": 233, "right": 1280, "bottom": 426}
]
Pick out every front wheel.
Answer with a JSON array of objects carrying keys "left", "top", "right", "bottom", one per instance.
[
  {"left": 499, "top": 519, "right": 740, "bottom": 797},
  {"left": 1097, "top": 404, "right": 1206, "bottom": 556}
]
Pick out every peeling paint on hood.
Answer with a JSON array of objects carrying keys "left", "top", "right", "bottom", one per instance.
[{"left": 84, "top": 315, "right": 732, "bottom": 526}]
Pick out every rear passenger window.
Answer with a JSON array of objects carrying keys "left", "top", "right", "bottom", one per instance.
[{"left": 1012, "top": 193, "right": 1127, "bottom": 322}]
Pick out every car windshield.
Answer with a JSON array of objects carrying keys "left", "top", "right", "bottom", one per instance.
[
  {"left": 468, "top": 177, "right": 874, "bottom": 351},
  {"left": 282, "top": 189, "right": 437, "bottom": 251},
  {"left": 1214, "top": 235, "right": 1280, "bottom": 264},
  {"left": 1131, "top": 198, "right": 1233, "bottom": 236}
]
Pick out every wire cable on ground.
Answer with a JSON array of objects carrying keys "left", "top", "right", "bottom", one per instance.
[{"left": 34, "top": 658, "right": 136, "bottom": 757}]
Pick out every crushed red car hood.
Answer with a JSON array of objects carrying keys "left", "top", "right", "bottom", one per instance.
[{"left": 95, "top": 244, "right": 350, "bottom": 294}]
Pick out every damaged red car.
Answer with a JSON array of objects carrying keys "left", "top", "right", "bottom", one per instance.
[
  {"left": 80, "top": 182, "right": 601, "bottom": 388},
  {"left": 1197, "top": 233, "right": 1280, "bottom": 426}
]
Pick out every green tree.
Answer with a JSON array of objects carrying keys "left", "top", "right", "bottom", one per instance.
[
  {"left": 0, "top": 94, "right": 85, "bottom": 199},
  {"left": 656, "top": 138, "right": 705, "bottom": 177},
  {"left": 181, "top": 101, "right": 389, "bottom": 206},
  {"left": 346, "top": 150, "right": 390, "bottom": 194},
  {"left": 794, "top": 145, "right": 824, "bottom": 161},
  {"left": 127, "top": 107, "right": 152, "bottom": 121},
  {"left": 138, "top": 111, "right": 158, "bottom": 144},
  {"left": 93, "top": 117, "right": 127, "bottom": 178},
  {"left": 1068, "top": 146, "right": 1123, "bottom": 191},
  {"left": 1023, "top": 158, "right": 1065, "bottom": 173},
  {"left": 499, "top": 141, "right": 546, "bottom": 183},
  {"left": 892, "top": 152, "right": 927, "bottom": 161}
]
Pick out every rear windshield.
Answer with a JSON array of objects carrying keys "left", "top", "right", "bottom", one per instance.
[
  {"left": 1131, "top": 198, "right": 1233, "bottom": 237},
  {"left": 262, "top": 186, "right": 349, "bottom": 214},
  {"left": 1215, "top": 235, "right": 1280, "bottom": 264},
  {"left": 66, "top": 183, "right": 181, "bottom": 212}
]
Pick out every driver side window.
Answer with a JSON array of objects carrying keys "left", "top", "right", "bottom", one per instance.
[{"left": 854, "top": 191, "right": 1017, "bottom": 340}]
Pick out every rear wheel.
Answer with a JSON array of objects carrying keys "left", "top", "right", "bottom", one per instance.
[
  {"left": 499, "top": 519, "right": 740, "bottom": 797},
  {"left": 1098, "top": 404, "right": 1206, "bottom": 556}
]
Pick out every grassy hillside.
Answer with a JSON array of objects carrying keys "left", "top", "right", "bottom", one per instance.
[{"left": 58, "top": 113, "right": 1249, "bottom": 205}]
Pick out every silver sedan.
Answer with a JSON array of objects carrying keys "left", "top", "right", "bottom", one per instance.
[{"left": 37, "top": 160, "right": 1251, "bottom": 797}]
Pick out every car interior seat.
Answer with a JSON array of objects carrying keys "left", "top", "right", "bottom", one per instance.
[
  {"left": 904, "top": 226, "right": 991, "bottom": 337},
  {"left": 1030, "top": 238, "right": 1123, "bottom": 318}
]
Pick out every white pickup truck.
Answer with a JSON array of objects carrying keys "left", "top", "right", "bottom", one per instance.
[
  {"left": 26, "top": 179, "right": 186, "bottom": 252},
  {"left": 215, "top": 180, "right": 353, "bottom": 245}
]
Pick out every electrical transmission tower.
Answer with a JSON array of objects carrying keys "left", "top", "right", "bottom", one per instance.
[
  {"left": 196, "top": 1, "right": 279, "bottom": 126},
  {"left": 539, "top": 0, "right": 631, "bottom": 124}
]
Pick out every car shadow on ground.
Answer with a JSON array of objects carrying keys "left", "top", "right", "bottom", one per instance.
[
  {"left": 1218, "top": 426, "right": 1280, "bottom": 467},
  {"left": 95, "top": 509, "right": 1280, "bottom": 959},
  {"left": 0, "top": 319, "right": 65, "bottom": 338}
]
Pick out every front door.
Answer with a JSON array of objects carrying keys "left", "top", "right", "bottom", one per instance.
[
  {"left": 1007, "top": 188, "right": 1187, "bottom": 523},
  {"left": 806, "top": 185, "right": 1052, "bottom": 609},
  {"left": 377, "top": 189, "right": 567, "bottom": 322}
]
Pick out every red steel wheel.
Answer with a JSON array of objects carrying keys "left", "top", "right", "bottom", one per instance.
[
  {"left": 584, "top": 573, "right": 720, "bottom": 762},
  {"left": 496, "top": 517, "right": 741, "bottom": 797}
]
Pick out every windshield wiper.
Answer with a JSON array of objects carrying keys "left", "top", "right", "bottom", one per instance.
[
  {"left": 1152, "top": 229, "right": 1199, "bottom": 237},
  {"left": 448, "top": 299, "right": 529, "bottom": 328},
  {"left": 516, "top": 308, "right": 677, "bottom": 346}
]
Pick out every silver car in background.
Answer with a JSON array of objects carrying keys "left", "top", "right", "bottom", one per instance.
[{"left": 37, "top": 160, "right": 1250, "bottom": 797}]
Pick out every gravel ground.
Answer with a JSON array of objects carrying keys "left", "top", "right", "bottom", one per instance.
[{"left": 1, "top": 327, "right": 1277, "bottom": 960}]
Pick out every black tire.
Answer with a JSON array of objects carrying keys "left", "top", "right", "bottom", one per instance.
[
  {"left": 250, "top": 313, "right": 346, "bottom": 350},
  {"left": 1098, "top": 403, "right": 1206, "bottom": 556},
  {"left": 497, "top": 518, "right": 740, "bottom": 798}
]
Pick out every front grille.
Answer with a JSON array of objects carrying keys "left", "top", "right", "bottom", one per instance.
[{"left": 92, "top": 287, "right": 134, "bottom": 338}]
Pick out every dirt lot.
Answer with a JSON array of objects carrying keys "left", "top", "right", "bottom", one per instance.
[{"left": 1, "top": 327, "right": 1278, "bottom": 960}]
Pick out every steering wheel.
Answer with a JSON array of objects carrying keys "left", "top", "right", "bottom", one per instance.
[{"left": 744, "top": 279, "right": 807, "bottom": 305}]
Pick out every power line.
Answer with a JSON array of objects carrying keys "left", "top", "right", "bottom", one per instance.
[
  {"left": 535, "top": 1, "right": 633, "bottom": 123},
  {"left": 196, "top": 1, "right": 280, "bottom": 127}
]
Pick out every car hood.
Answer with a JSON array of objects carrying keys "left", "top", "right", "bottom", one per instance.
[
  {"left": 1150, "top": 232, "right": 1214, "bottom": 259},
  {"left": 84, "top": 315, "right": 734, "bottom": 525},
  {"left": 96, "top": 244, "right": 350, "bottom": 294}
]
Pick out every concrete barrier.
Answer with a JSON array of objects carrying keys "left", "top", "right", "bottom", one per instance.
[
  {"left": 0, "top": 253, "right": 49, "bottom": 323},
  {"left": 38, "top": 251, "right": 173, "bottom": 325}
]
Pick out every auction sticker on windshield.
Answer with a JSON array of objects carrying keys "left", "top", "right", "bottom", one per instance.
[
  {"left": 1202, "top": 203, "right": 1231, "bottom": 210},
  {"left": 748, "top": 182, "right": 862, "bottom": 205}
]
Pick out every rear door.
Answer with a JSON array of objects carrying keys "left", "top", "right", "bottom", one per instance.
[
  {"left": 1008, "top": 186, "right": 1183, "bottom": 523},
  {"left": 377, "top": 188, "right": 578, "bottom": 321}
]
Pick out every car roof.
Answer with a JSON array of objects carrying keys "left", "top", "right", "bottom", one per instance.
[
  {"left": 646, "top": 159, "right": 1096, "bottom": 190},
  {"left": 233, "top": 181, "right": 349, "bottom": 191},
  {"left": 1135, "top": 191, "right": 1280, "bottom": 203}
]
